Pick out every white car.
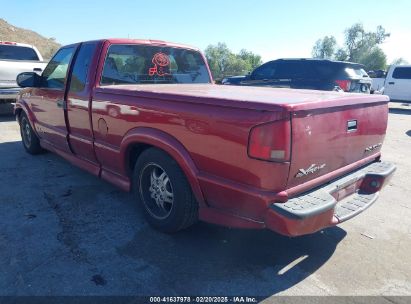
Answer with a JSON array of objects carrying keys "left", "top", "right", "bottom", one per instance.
[
  {"left": 0, "top": 41, "right": 47, "bottom": 101},
  {"left": 371, "top": 65, "right": 411, "bottom": 102}
]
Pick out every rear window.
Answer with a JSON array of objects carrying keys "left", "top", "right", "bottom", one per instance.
[
  {"left": 101, "top": 44, "right": 211, "bottom": 85},
  {"left": 344, "top": 66, "right": 369, "bottom": 78},
  {"left": 0, "top": 45, "right": 39, "bottom": 61},
  {"left": 392, "top": 67, "right": 411, "bottom": 79}
]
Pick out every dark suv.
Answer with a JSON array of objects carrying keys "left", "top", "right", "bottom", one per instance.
[{"left": 222, "top": 58, "right": 372, "bottom": 93}]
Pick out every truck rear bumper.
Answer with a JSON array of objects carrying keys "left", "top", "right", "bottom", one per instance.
[
  {"left": 199, "top": 161, "right": 396, "bottom": 237},
  {"left": 0, "top": 88, "right": 21, "bottom": 100},
  {"left": 265, "top": 161, "right": 396, "bottom": 236}
]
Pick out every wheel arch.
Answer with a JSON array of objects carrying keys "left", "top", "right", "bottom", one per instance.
[
  {"left": 14, "top": 107, "right": 22, "bottom": 121},
  {"left": 120, "top": 127, "right": 206, "bottom": 206},
  {"left": 14, "top": 101, "right": 36, "bottom": 130}
]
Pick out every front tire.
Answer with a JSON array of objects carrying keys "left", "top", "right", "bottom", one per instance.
[
  {"left": 19, "top": 112, "right": 43, "bottom": 154},
  {"left": 132, "top": 148, "right": 198, "bottom": 233}
]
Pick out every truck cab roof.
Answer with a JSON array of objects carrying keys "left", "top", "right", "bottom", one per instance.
[
  {"left": 266, "top": 58, "right": 366, "bottom": 68},
  {"left": 71, "top": 38, "right": 201, "bottom": 52}
]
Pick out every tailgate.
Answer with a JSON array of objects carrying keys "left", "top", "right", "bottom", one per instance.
[
  {"left": 0, "top": 61, "right": 46, "bottom": 88},
  {"left": 287, "top": 101, "right": 388, "bottom": 188}
]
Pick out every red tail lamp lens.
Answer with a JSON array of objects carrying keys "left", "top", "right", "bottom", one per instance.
[
  {"left": 248, "top": 120, "right": 291, "bottom": 162},
  {"left": 335, "top": 80, "right": 352, "bottom": 92}
]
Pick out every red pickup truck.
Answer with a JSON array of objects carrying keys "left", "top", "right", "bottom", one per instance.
[{"left": 15, "top": 39, "right": 395, "bottom": 236}]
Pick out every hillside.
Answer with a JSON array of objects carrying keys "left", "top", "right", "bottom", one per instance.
[{"left": 0, "top": 19, "right": 61, "bottom": 60}]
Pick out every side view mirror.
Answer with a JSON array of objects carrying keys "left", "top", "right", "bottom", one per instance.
[{"left": 16, "top": 72, "right": 42, "bottom": 88}]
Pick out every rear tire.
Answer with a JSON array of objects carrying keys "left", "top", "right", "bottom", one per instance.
[
  {"left": 19, "top": 112, "right": 43, "bottom": 154},
  {"left": 132, "top": 148, "right": 198, "bottom": 233}
]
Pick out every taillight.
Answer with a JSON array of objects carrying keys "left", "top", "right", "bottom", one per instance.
[
  {"left": 335, "top": 80, "right": 351, "bottom": 92},
  {"left": 248, "top": 120, "right": 291, "bottom": 162}
]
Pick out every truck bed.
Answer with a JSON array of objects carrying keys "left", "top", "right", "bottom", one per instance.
[
  {"left": 98, "top": 83, "right": 389, "bottom": 111},
  {"left": 97, "top": 83, "right": 389, "bottom": 191}
]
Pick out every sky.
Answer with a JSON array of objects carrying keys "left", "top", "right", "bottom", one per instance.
[{"left": 2, "top": 0, "right": 411, "bottom": 64}]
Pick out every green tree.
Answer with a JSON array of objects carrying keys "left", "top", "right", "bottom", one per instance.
[
  {"left": 344, "top": 24, "right": 389, "bottom": 64},
  {"left": 205, "top": 43, "right": 262, "bottom": 81},
  {"left": 334, "top": 48, "right": 348, "bottom": 61},
  {"left": 204, "top": 43, "right": 232, "bottom": 80},
  {"left": 312, "top": 23, "right": 390, "bottom": 70},
  {"left": 312, "top": 36, "right": 337, "bottom": 59},
  {"left": 357, "top": 47, "right": 387, "bottom": 71},
  {"left": 238, "top": 49, "right": 262, "bottom": 70}
]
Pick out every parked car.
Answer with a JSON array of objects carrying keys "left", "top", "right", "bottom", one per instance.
[
  {"left": 15, "top": 39, "right": 395, "bottom": 236},
  {"left": 222, "top": 58, "right": 372, "bottom": 94},
  {"left": 368, "top": 70, "right": 387, "bottom": 79},
  {"left": 370, "top": 65, "right": 411, "bottom": 101},
  {"left": 0, "top": 41, "right": 47, "bottom": 111}
]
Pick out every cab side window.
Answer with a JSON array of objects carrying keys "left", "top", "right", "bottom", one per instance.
[
  {"left": 275, "top": 61, "right": 305, "bottom": 79},
  {"left": 41, "top": 47, "right": 75, "bottom": 89},
  {"left": 251, "top": 62, "right": 277, "bottom": 80},
  {"left": 69, "top": 43, "right": 98, "bottom": 93}
]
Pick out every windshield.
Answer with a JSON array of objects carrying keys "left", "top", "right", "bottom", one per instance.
[
  {"left": 101, "top": 44, "right": 211, "bottom": 85},
  {"left": 0, "top": 45, "right": 39, "bottom": 61}
]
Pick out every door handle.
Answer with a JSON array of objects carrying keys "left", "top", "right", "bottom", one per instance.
[
  {"left": 388, "top": 82, "right": 395, "bottom": 85},
  {"left": 33, "top": 68, "right": 43, "bottom": 72},
  {"left": 347, "top": 120, "right": 357, "bottom": 132},
  {"left": 56, "top": 99, "right": 66, "bottom": 109}
]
